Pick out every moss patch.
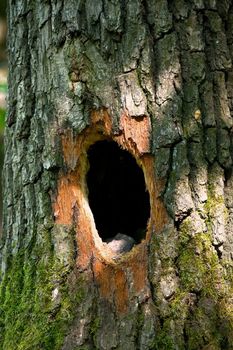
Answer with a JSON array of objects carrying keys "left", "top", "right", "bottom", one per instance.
[
  {"left": 0, "top": 107, "right": 5, "bottom": 131},
  {"left": 178, "top": 232, "right": 221, "bottom": 296},
  {"left": 0, "top": 228, "right": 84, "bottom": 350}
]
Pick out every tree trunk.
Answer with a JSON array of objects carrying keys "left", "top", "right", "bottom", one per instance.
[{"left": 1, "top": 1, "right": 233, "bottom": 349}]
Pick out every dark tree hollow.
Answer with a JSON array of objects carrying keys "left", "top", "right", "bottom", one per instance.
[{"left": 86, "top": 140, "right": 150, "bottom": 243}]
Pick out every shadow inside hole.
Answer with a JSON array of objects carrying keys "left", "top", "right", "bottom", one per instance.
[{"left": 86, "top": 140, "right": 150, "bottom": 247}]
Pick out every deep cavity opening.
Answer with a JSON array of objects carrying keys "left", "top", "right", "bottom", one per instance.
[{"left": 87, "top": 140, "right": 150, "bottom": 245}]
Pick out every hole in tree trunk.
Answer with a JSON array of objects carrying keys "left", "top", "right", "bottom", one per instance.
[{"left": 86, "top": 140, "right": 150, "bottom": 249}]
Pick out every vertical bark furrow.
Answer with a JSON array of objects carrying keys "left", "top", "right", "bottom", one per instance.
[{"left": 0, "top": 1, "right": 232, "bottom": 349}]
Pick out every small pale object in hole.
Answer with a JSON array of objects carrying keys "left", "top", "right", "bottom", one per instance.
[{"left": 106, "top": 233, "right": 136, "bottom": 254}]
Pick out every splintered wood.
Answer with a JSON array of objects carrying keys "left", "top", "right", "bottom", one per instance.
[
  {"left": 118, "top": 112, "right": 151, "bottom": 155},
  {"left": 53, "top": 108, "right": 168, "bottom": 313}
]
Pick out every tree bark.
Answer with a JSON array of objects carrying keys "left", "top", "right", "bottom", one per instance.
[{"left": 1, "top": 1, "right": 233, "bottom": 349}]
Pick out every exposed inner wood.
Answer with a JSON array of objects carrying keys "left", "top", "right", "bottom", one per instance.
[{"left": 53, "top": 108, "right": 168, "bottom": 313}]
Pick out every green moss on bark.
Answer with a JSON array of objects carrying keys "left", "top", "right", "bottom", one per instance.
[{"left": 0, "top": 228, "right": 84, "bottom": 350}]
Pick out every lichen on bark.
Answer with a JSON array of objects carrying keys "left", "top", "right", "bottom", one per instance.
[{"left": 0, "top": 0, "right": 233, "bottom": 349}]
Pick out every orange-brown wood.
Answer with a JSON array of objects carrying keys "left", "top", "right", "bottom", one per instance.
[
  {"left": 91, "top": 108, "right": 112, "bottom": 135},
  {"left": 114, "top": 269, "right": 129, "bottom": 314},
  {"left": 52, "top": 107, "right": 168, "bottom": 314},
  {"left": 118, "top": 112, "right": 151, "bottom": 155},
  {"left": 53, "top": 173, "right": 78, "bottom": 225}
]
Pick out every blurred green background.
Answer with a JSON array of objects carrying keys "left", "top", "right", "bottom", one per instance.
[{"left": 0, "top": 0, "right": 7, "bottom": 231}]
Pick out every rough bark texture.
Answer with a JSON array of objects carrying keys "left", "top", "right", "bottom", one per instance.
[{"left": 0, "top": 1, "right": 233, "bottom": 349}]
